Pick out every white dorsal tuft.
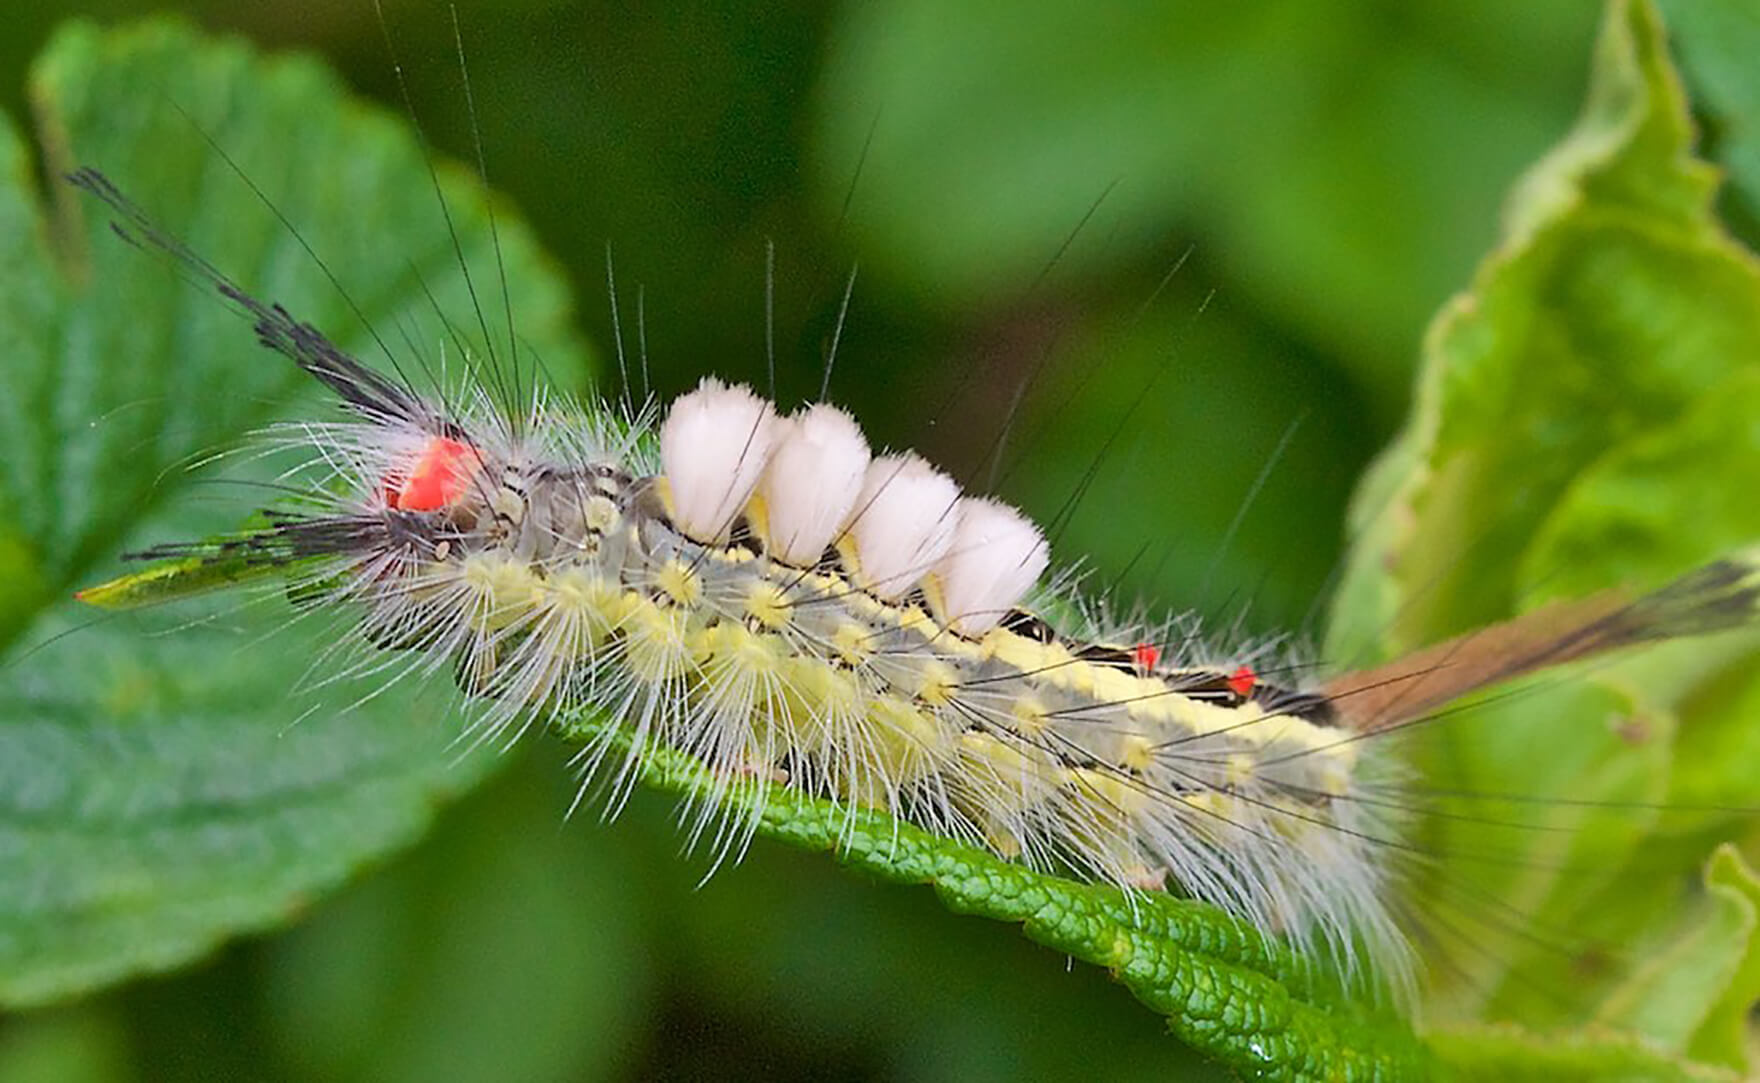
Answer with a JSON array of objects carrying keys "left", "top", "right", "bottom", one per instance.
[
  {"left": 847, "top": 454, "right": 962, "bottom": 600},
  {"left": 659, "top": 378, "right": 780, "bottom": 543},
  {"left": 757, "top": 403, "right": 872, "bottom": 565},
  {"left": 930, "top": 497, "right": 1049, "bottom": 636}
]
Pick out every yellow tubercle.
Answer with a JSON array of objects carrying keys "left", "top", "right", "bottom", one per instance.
[
  {"left": 1067, "top": 766, "right": 1152, "bottom": 821},
  {"left": 744, "top": 580, "right": 791, "bottom": 631},
  {"left": 959, "top": 731, "right": 1058, "bottom": 791},
  {"left": 1117, "top": 733, "right": 1156, "bottom": 774},
  {"left": 543, "top": 567, "right": 622, "bottom": 651},
  {"left": 687, "top": 621, "right": 723, "bottom": 665},
  {"left": 654, "top": 558, "right": 702, "bottom": 609},
  {"left": 702, "top": 622, "right": 785, "bottom": 678},
  {"left": 753, "top": 654, "right": 859, "bottom": 756},
  {"left": 831, "top": 621, "right": 873, "bottom": 668},
  {"left": 622, "top": 595, "right": 693, "bottom": 683},
  {"left": 911, "top": 659, "right": 960, "bottom": 706},
  {"left": 861, "top": 693, "right": 952, "bottom": 787},
  {"left": 1010, "top": 694, "right": 1050, "bottom": 737},
  {"left": 460, "top": 553, "right": 541, "bottom": 631}
]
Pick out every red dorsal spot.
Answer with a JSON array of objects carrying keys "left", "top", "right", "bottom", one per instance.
[
  {"left": 385, "top": 437, "right": 481, "bottom": 512},
  {"left": 1228, "top": 664, "right": 1257, "bottom": 698},
  {"left": 1131, "top": 642, "right": 1161, "bottom": 673}
]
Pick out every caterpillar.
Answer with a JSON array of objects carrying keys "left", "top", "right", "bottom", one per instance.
[{"left": 64, "top": 149, "right": 1760, "bottom": 1000}]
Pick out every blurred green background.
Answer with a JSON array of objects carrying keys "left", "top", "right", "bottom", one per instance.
[{"left": 0, "top": 0, "right": 1697, "bottom": 1079}]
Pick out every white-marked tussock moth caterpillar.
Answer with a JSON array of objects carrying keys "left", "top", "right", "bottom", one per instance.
[
  {"left": 67, "top": 138, "right": 1760, "bottom": 981},
  {"left": 10, "top": 2, "right": 1760, "bottom": 1080}
]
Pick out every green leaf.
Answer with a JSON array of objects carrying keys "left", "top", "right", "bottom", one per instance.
[
  {"left": 1424, "top": 1022, "right": 1743, "bottom": 1083},
  {"left": 1326, "top": 0, "right": 1760, "bottom": 1062},
  {"left": 261, "top": 757, "right": 654, "bottom": 1083},
  {"left": 1653, "top": 0, "right": 1760, "bottom": 247},
  {"left": 1328, "top": 0, "right": 1760, "bottom": 657},
  {"left": 1597, "top": 846, "right": 1760, "bottom": 1072},
  {"left": 0, "top": 18, "right": 591, "bottom": 1007},
  {"left": 551, "top": 711, "right": 1431, "bottom": 1083}
]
